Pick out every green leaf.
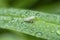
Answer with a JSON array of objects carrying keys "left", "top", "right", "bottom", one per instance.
[
  {"left": 0, "top": 29, "right": 44, "bottom": 40},
  {"left": 0, "top": 8, "right": 60, "bottom": 40}
]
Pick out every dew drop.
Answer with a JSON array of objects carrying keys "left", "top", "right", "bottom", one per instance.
[
  {"left": 35, "top": 32, "right": 42, "bottom": 37},
  {"left": 56, "top": 30, "right": 60, "bottom": 35},
  {"left": 28, "top": 28, "right": 35, "bottom": 33}
]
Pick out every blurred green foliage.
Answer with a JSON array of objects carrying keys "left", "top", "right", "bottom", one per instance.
[
  {"left": 0, "top": 29, "right": 45, "bottom": 40},
  {"left": 0, "top": 0, "right": 60, "bottom": 14},
  {"left": 0, "top": 0, "right": 60, "bottom": 40}
]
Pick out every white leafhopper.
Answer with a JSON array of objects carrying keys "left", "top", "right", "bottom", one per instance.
[{"left": 24, "top": 16, "right": 35, "bottom": 22}]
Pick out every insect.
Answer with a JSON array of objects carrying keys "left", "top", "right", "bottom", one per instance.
[{"left": 24, "top": 16, "right": 35, "bottom": 23}]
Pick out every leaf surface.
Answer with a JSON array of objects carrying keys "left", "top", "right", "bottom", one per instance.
[{"left": 0, "top": 8, "right": 60, "bottom": 40}]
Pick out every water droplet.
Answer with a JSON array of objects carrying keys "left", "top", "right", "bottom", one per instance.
[
  {"left": 28, "top": 28, "right": 35, "bottom": 33},
  {"left": 56, "top": 30, "right": 60, "bottom": 35},
  {"left": 35, "top": 32, "right": 42, "bottom": 37}
]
